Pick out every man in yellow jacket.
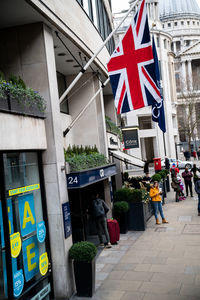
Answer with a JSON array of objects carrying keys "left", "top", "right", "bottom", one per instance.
[{"left": 149, "top": 181, "right": 168, "bottom": 225}]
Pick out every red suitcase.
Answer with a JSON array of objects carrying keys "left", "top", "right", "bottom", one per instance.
[{"left": 107, "top": 219, "right": 120, "bottom": 244}]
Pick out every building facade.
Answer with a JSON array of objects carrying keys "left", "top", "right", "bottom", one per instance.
[
  {"left": 0, "top": 1, "right": 120, "bottom": 299},
  {"left": 159, "top": 0, "right": 200, "bottom": 151},
  {"left": 113, "top": 0, "right": 179, "bottom": 162}
]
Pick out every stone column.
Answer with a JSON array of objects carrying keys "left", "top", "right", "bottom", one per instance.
[
  {"left": 173, "top": 42, "right": 177, "bottom": 53},
  {"left": 181, "top": 61, "right": 187, "bottom": 92},
  {"left": 187, "top": 59, "right": 193, "bottom": 91},
  {"left": 42, "top": 24, "right": 74, "bottom": 298}
]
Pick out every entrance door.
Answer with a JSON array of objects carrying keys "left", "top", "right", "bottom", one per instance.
[{"left": 69, "top": 181, "right": 105, "bottom": 245}]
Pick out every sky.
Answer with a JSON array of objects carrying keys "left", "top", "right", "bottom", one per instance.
[{"left": 111, "top": 0, "right": 200, "bottom": 13}]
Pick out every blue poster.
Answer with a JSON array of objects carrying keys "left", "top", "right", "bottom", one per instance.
[
  {"left": 22, "top": 235, "right": 39, "bottom": 282},
  {"left": 62, "top": 202, "right": 72, "bottom": 239},
  {"left": 18, "top": 193, "right": 36, "bottom": 237},
  {"left": 0, "top": 199, "right": 14, "bottom": 248},
  {"left": 37, "top": 221, "right": 46, "bottom": 243},
  {"left": 13, "top": 269, "right": 24, "bottom": 297}
]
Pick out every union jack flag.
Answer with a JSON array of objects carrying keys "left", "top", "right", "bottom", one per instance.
[{"left": 107, "top": 0, "right": 161, "bottom": 115}]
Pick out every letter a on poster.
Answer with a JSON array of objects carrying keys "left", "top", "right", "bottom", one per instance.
[{"left": 18, "top": 193, "right": 36, "bottom": 237}]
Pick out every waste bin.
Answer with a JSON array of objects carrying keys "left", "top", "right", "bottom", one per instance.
[{"left": 153, "top": 157, "right": 162, "bottom": 172}]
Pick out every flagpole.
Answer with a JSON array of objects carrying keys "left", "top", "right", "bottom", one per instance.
[
  {"left": 63, "top": 78, "right": 110, "bottom": 136},
  {"left": 163, "top": 132, "right": 166, "bottom": 156},
  {"left": 59, "top": 0, "right": 142, "bottom": 104}
]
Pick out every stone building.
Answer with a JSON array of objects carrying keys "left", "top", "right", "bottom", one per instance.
[
  {"left": 159, "top": 0, "right": 200, "bottom": 150},
  {"left": 0, "top": 1, "right": 122, "bottom": 299}
]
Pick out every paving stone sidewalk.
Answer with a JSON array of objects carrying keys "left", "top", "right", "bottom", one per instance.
[{"left": 73, "top": 191, "right": 200, "bottom": 300}]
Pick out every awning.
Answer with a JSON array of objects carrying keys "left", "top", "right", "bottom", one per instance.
[
  {"left": 66, "top": 163, "right": 117, "bottom": 189},
  {"left": 109, "top": 150, "right": 145, "bottom": 168}
]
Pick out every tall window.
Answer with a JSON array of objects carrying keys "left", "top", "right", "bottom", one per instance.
[{"left": 57, "top": 72, "right": 69, "bottom": 114}]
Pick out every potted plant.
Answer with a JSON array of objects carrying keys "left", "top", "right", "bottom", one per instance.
[
  {"left": 113, "top": 201, "right": 129, "bottom": 233},
  {"left": 69, "top": 241, "right": 97, "bottom": 297}
]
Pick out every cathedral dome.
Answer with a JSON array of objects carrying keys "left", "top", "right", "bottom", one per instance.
[{"left": 159, "top": 0, "right": 200, "bottom": 20}]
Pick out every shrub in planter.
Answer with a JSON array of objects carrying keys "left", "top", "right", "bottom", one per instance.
[
  {"left": 131, "top": 189, "right": 143, "bottom": 203},
  {"left": 114, "top": 187, "right": 133, "bottom": 203},
  {"left": 151, "top": 173, "right": 162, "bottom": 182},
  {"left": 113, "top": 201, "right": 129, "bottom": 234},
  {"left": 128, "top": 176, "right": 143, "bottom": 189},
  {"left": 69, "top": 241, "right": 97, "bottom": 297},
  {"left": 158, "top": 170, "right": 167, "bottom": 179}
]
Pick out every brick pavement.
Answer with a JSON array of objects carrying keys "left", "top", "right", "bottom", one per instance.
[{"left": 72, "top": 190, "right": 200, "bottom": 300}]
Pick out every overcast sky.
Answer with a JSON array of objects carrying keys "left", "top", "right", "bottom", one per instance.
[{"left": 111, "top": 0, "right": 200, "bottom": 13}]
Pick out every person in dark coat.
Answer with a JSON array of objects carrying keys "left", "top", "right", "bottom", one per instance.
[
  {"left": 191, "top": 164, "right": 200, "bottom": 184},
  {"left": 90, "top": 194, "right": 111, "bottom": 248},
  {"left": 195, "top": 178, "right": 200, "bottom": 216},
  {"left": 182, "top": 167, "right": 193, "bottom": 197}
]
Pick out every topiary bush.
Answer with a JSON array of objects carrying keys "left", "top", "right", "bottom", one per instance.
[
  {"left": 69, "top": 241, "right": 97, "bottom": 262},
  {"left": 131, "top": 189, "right": 143, "bottom": 203},
  {"left": 114, "top": 187, "right": 133, "bottom": 203},
  {"left": 113, "top": 201, "right": 129, "bottom": 214},
  {"left": 157, "top": 170, "right": 167, "bottom": 179},
  {"left": 151, "top": 173, "right": 162, "bottom": 182}
]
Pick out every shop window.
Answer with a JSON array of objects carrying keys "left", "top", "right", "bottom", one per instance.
[{"left": 0, "top": 152, "right": 51, "bottom": 299}]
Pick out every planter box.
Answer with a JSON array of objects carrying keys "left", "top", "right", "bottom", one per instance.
[
  {"left": 114, "top": 212, "right": 128, "bottom": 234},
  {"left": 0, "top": 95, "right": 45, "bottom": 118},
  {"left": 128, "top": 201, "right": 153, "bottom": 231},
  {"left": 73, "top": 258, "right": 96, "bottom": 297}
]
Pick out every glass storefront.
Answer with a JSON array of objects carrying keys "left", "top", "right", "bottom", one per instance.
[{"left": 0, "top": 152, "right": 51, "bottom": 300}]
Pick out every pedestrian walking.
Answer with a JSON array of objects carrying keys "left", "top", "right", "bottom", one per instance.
[
  {"left": 191, "top": 164, "right": 200, "bottom": 184},
  {"left": 182, "top": 167, "right": 193, "bottom": 197},
  {"left": 149, "top": 181, "right": 168, "bottom": 225},
  {"left": 197, "top": 150, "right": 200, "bottom": 160},
  {"left": 195, "top": 177, "right": 200, "bottom": 216},
  {"left": 171, "top": 174, "right": 184, "bottom": 202},
  {"left": 184, "top": 150, "right": 190, "bottom": 161},
  {"left": 90, "top": 193, "right": 112, "bottom": 248}
]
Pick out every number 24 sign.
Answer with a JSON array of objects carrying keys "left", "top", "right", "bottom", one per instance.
[{"left": 67, "top": 176, "right": 78, "bottom": 186}]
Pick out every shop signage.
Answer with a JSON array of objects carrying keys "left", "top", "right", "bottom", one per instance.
[
  {"left": 30, "top": 283, "right": 51, "bottom": 300},
  {"left": 13, "top": 269, "right": 24, "bottom": 297},
  {"left": 37, "top": 221, "right": 46, "bottom": 243},
  {"left": 62, "top": 202, "right": 72, "bottom": 239},
  {"left": 18, "top": 194, "right": 36, "bottom": 237},
  {"left": 107, "top": 132, "right": 119, "bottom": 149},
  {"left": 9, "top": 184, "right": 40, "bottom": 196},
  {"left": 122, "top": 127, "right": 139, "bottom": 149},
  {"left": 22, "top": 235, "right": 39, "bottom": 281},
  {"left": 10, "top": 232, "right": 22, "bottom": 258},
  {"left": 0, "top": 199, "right": 14, "bottom": 248},
  {"left": 39, "top": 252, "right": 48, "bottom": 276},
  {"left": 67, "top": 164, "right": 117, "bottom": 189}
]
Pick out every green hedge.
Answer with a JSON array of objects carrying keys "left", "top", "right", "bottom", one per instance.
[
  {"left": 69, "top": 241, "right": 97, "bottom": 262},
  {"left": 114, "top": 188, "right": 143, "bottom": 203},
  {"left": 65, "top": 153, "right": 107, "bottom": 172},
  {"left": 65, "top": 145, "right": 108, "bottom": 172},
  {"left": 0, "top": 74, "right": 46, "bottom": 112},
  {"left": 113, "top": 201, "right": 129, "bottom": 214},
  {"left": 151, "top": 173, "right": 162, "bottom": 182}
]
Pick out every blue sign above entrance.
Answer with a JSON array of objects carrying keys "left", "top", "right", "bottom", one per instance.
[{"left": 67, "top": 164, "right": 117, "bottom": 189}]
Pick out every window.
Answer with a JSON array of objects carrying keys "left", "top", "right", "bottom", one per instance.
[
  {"left": 168, "top": 23, "right": 171, "bottom": 27},
  {"left": 187, "top": 21, "right": 190, "bottom": 25},
  {"left": 156, "top": 37, "right": 160, "bottom": 48},
  {"left": 138, "top": 117, "right": 152, "bottom": 130},
  {"left": 163, "top": 39, "right": 167, "bottom": 49},
  {"left": 174, "top": 22, "right": 177, "bottom": 26},
  {"left": 57, "top": 72, "right": 69, "bottom": 114},
  {"left": 181, "top": 21, "right": 184, "bottom": 25},
  {"left": 0, "top": 152, "right": 51, "bottom": 299}
]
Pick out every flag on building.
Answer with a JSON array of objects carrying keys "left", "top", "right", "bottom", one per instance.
[
  {"left": 107, "top": 0, "right": 162, "bottom": 116},
  {"left": 151, "top": 36, "right": 166, "bottom": 132}
]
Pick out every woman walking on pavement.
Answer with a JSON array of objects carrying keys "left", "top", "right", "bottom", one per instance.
[
  {"left": 149, "top": 181, "right": 168, "bottom": 225},
  {"left": 182, "top": 167, "right": 193, "bottom": 197}
]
